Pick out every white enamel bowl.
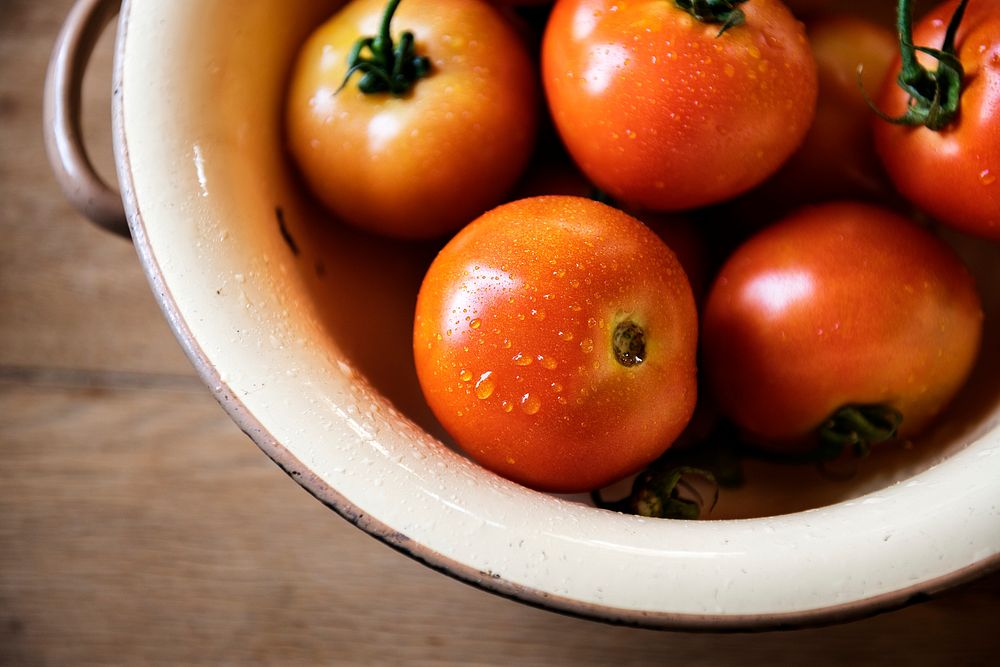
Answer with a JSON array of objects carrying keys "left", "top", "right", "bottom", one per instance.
[{"left": 46, "top": 0, "right": 1000, "bottom": 630}]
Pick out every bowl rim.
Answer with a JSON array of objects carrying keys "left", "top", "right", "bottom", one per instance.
[{"left": 110, "top": 0, "right": 1000, "bottom": 631}]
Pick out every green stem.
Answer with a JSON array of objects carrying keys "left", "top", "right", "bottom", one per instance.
[
  {"left": 898, "top": 0, "right": 921, "bottom": 80},
  {"left": 737, "top": 404, "right": 902, "bottom": 465},
  {"left": 871, "top": 0, "right": 969, "bottom": 130},
  {"left": 337, "top": 0, "right": 431, "bottom": 97},
  {"left": 592, "top": 466, "right": 718, "bottom": 520},
  {"left": 818, "top": 404, "right": 903, "bottom": 459},
  {"left": 673, "top": 0, "right": 748, "bottom": 35},
  {"left": 373, "top": 0, "right": 402, "bottom": 57}
]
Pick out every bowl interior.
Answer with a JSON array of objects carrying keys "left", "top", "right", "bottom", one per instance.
[{"left": 118, "top": 0, "right": 1000, "bottom": 624}]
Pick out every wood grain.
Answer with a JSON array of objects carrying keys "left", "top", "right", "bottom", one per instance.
[{"left": 2, "top": 0, "right": 999, "bottom": 664}]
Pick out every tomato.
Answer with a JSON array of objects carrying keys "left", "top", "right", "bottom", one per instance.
[
  {"left": 715, "top": 14, "right": 898, "bottom": 234},
  {"left": 874, "top": 0, "right": 1000, "bottom": 239},
  {"left": 702, "top": 202, "right": 982, "bottom": 449},
  {"left": 286, "top": 0, "right": 538, "bottom": 239},
  {"left": 413, "top": 196, "right": 698, "bottom": 492},
  {"left": 766, "top": 15, "right": 898, "bottom": 204},
  {"left": 514, "top": 155, "right": 711, "bottom": 301},
  {"left": 541, "top": 0, "right": 818, "bottom": 211}
]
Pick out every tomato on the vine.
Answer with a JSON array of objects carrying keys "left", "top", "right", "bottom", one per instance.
[
  {"left": 413, "top": 196, "right": 698, "bottom": 492},
  {"left": 541, "top": 0, "right": 818, "bottom": 211},
  {"left": 286, "top": 0, "right": 538, "bottom": 239},
  {"left": 874, "top": 0, "right": 1000, "bottom": 239},
  {"left": 702, "top": 202, "right": 982, "bottom": 453}
]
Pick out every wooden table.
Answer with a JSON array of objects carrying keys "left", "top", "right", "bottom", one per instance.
[{"left": 2, "top": 1, "right": 998, "bottom": 663}]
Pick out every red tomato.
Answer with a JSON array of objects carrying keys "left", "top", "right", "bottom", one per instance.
[
  {"left": 715, "top": 14, "right": 899, "bottom": 235},
  {"left": 702, "top": 202, "right": 982, "bottom": 448},
  {"left": 541, "top": 0, "right": 817, "bottom": 211},
  {"left": 413, "top": 196, "right": 698, "bottom": 492},
  {"left": 874, "top": 0, "right": 1000, "bottom": 239},
  {"left": 286, "top": 0, "right": 538, "bottom": 239},
  {"left": 768, "top": 15, "right": 898, "bottom": 203}
]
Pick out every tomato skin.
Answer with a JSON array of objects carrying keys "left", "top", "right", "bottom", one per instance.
[
  {"left": 413, "top": 196, "right": 698, "bottom": 492},
  {"left": 702, "top": 202, "right": 982, "bottom": 447},
  {"left": 513, "top": 157, "right": 711, "bottom": 301},
  {"left": 541, "top": 0, "right": 817, "bottom": 211},
  {"left": 874, "top": 0, "right": 1000, "bottom": 240},
  {"left": 286, "top": 0, "right": 538, "bottom": 239}
]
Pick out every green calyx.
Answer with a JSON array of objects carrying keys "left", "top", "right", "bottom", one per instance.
[
  {"left": 338, "top": 0, "right": 431, "bottom": 97},
  {"left": 817, "top": 404, "right": 903, "bottom": 460},
  {"left": 735, "top": 403, "right": 903, "bottom": 468},
  {"left": 673, "top": 0, "right": 748, "bottom": 36},
  {"left": 868, "top": 0, "right": 969, "bottom": 130},
  {"left": 593, "top": 466, "right": 719, "bottom": 520}
]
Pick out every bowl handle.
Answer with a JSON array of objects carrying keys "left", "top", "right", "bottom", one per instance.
[{"left": 43, "top": 0, "right": 129, "bottom": 238}]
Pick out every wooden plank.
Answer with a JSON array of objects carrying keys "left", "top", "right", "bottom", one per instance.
[
  {"left": 3, "top": 0, "right": 999, "bottom": 663},
  {"left": 1, "top": 382, "right": 999, "bottom": 665},
  {"left": 0, "top": 0, "right": 194, "bottom": 377}
]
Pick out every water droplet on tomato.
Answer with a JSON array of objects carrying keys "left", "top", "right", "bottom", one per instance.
[
  {"left": 513, "top": 353, "right": 533, "bottom": 366},
  {"left": 459, "top": 369, "right": 473, "bottom": 382},
  {"left": 540, "top": 356, "right": 558, "bottom": 370},
  {"left": 475, "top": 372, "right": 495, "bottom": 399},
  {"left": 980, "top": 169, "right": 996, "bottom": 185},
  {"left": 501, "top": 401, "right": 513, "bottom": 413},
  {"left": 470, "top": 318, "right": 482, "bottom": 329},
  {"left": 560, "top": 331, "right": 575, "bottom": 342},
  {"left": 520, "top": 393, "right": 541, "bottom": 415},
  {"left": 581, "top": 338, "right": 594, "bottom": 354}
]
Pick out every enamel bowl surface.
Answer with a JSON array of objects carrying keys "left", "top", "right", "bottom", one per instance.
[{"left": 113, "top": 0, "right": 1000, "bottom": 629}]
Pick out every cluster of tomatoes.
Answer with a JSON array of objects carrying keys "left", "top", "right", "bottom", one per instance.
[{"left": 286, "top": 0, "right": 992, "bottom": 508}]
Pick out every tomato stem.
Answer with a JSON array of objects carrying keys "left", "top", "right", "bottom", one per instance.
[
  {"left": 866, "top": 0, "right": 968, "bottom": 130},
  {"left": 337, "top": 0, "right": 432, "bottom": 96},
  {"left": 592, "top": 466, "right": 718, "bottom": 519},
  {"left": 734, "top": 404, "right": 902, "bottom": 467},
  {"left": 818, "top": 403, "right": 903, "bottom": 459},
  {"left": 673, "top": 0, "right": 748, "bottom": 36}
]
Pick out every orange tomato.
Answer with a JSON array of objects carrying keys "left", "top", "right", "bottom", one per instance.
[{"left": 286, "top": 0, "right": 538, "bottom": 239}]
